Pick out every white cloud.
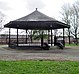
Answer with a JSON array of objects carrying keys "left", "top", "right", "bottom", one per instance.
[
  {"left": 0, "top": 0, "right": 76, "bottom": 21},
  {"left": 0, "top": 0, "right": 77, "bottom": 34},
  {"left": 40, "top": 0, "right": 76, "bottom": 20},
  {"left": 25, "top": 0, "right": 45, "bottom": 10}
]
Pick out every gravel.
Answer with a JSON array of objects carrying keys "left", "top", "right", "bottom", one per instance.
[{"left": 0, "top": 45, "right": 79, "bottom": 61}]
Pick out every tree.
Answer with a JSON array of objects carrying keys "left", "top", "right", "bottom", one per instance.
[
  {"left": 32, "top": 30, "right": 48, "bottom": 40},
  {"left": 61, "top": 1, "right": 79, "bottom": 45},
  {"left": 32, "top": 30, "right": 48, "bottom": 45},
  {"left": 0, "top": 11, "right": 5, "bottom": 31},
  {"left": 70, "top": 3, "right": 79, "bottom": 44},
  {"left": 61, "top": 4, "right": 71, "bottom": 25}
]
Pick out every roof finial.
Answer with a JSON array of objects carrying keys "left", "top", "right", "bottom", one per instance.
[{"left": 36, "top": 8, "right": 38, "bottom": 11}]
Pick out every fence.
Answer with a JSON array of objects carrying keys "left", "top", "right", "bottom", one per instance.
[
  {"left": 0, "top": 35, "right": 43, "bottom": 44},
  {"left": 0, "top": 35, "right": 76, "bottom": 44}
]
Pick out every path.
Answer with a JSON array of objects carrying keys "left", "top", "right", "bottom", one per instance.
[{"left": 0, "top": 45, "right": 79, "bottom": 61}]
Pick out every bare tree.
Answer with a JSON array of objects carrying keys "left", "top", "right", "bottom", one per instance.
[
  {"left": 61, "top": 4, "right": 71, "bottom": 25},
  {"left": 61, "top": 2, "right": 79, "bottom": 44},
  {"left": 60, "top": 4, "right": 71, "bottom": 44},
  {"left": 0, "top": 11, "right": 5, "bottom": 31},
  {"left": 70, "top": 3, "right": 79, "bottom": 44}
]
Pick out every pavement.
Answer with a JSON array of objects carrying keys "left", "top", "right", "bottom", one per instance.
[{"left": 0, "top": 45, "right": 79, "bottom": 61}]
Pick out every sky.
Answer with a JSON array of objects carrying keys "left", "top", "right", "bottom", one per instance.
[{"left": 0, "top": 0, "right": 76, "bottom": 34}]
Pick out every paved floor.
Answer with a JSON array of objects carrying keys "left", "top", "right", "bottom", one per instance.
[{"left": 0, "top": 45, "right": 79, "bottom": 61}]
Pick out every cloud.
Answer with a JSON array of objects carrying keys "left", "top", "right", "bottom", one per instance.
[
  {"left": 25, "top": 0, "right": 45, "bottom": 10},
  {"left": 0, "top": 1, "right": 11, "bottom": 11}
]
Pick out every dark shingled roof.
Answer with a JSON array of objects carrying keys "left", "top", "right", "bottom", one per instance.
[
  {"left": 4, "top": 8, "right": 70, "bottom": 30},
  {"left": 16, "top": 9, "right": 56, "bottom": 21}
]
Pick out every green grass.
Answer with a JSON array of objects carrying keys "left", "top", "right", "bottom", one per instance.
[
  {"left": 65, "top": 43, "right": 79, "bottom": 46},
  {"left": 0, "top": 60, "right": 79, "bottom": 74}
]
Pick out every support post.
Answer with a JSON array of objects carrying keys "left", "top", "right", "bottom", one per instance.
[
  {"left": 63, "top": 28, "right": 65, "bottom": 47},
  {"left": 48, "top": 30, "right": 50, "bottom": 44},
  {"left": 26, "top": 30, "right": 27, "bottom": 44},
  {"left": 9, "top": 28, "right": 10, "bottom": 47},
  {"left": 41, "top": 31, "right": 43, "bottom": 46},
  {"left": 17, "top": 28, "right": 18, "bottom": 47},
  {"left": 68, "top": 28, "right": 70, "bottom": 44},
  {"left": 31, "top": 30, "right": 32, "bottom": 43},
  {"left": 51, "top": 28, "right": 53, "bottom": 46}
]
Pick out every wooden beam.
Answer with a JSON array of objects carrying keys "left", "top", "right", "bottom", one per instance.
[
  {"left": 26, "top": 30, "right": 27, "bottom": 44},
  {"left": 48, "top": 30, "right": 50, "bottom": 44},
  {"left": 17, "top": 28, "right": 18, "bottom": 47},
  {"left": 68, "top": 28, "right": 70, "bottom": 44},
  {"left": 41, "top": 31, "right": 43, "bottom": 46},
  {"left": 9, "top": 28, "right": 10, "bottom": 47},
  {"left": 51, "top": 29, "right": 53, "bottom": 46},
  {"left": 31, "top": 30, "right": 32, "bottom": 43},
  {"left": 63, "top": 28, "right": 65, "bottom": 47}
]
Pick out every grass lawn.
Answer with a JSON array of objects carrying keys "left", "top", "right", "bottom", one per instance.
[
  {"left": 0, "top": 60, "right": 79, "bottom": 74},
  {"left": 65, "top": 43, "right": 79, "bottom": 46}
]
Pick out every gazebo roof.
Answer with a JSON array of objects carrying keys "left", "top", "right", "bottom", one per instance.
[
  {"left": 16, "top": 8, "right": 56, "bottom": 21},
  {"left": 4, "top": 8, "right": 70, "bottom": 30}
]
